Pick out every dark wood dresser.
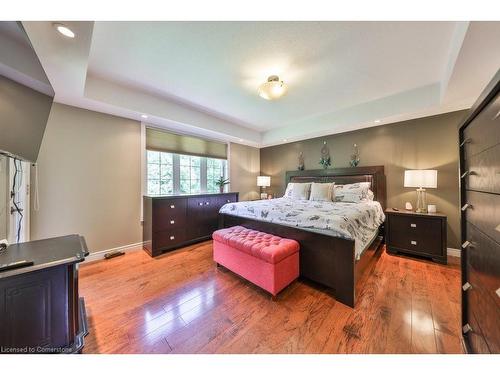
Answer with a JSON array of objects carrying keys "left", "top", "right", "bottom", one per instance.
[
  {"left": 143, "top": 192, "right": 238, "bottom": 257},
  {"left": 0, "top": 235, "right": 89, "bottom": 353},
  {"left": 459, "top": 70, "right": 500, "bottom": 354},
  {"left": 385, "top": 209, "right": 447, "bottom": 264}
]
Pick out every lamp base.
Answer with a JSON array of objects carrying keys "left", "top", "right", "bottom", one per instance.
[{"left": 415, "top": 188, "right": 427, "bottom": 213}]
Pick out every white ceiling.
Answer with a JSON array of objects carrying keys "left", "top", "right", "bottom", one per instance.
[{"left": 18, "top": 21, "right": 500, "bottom": 147}]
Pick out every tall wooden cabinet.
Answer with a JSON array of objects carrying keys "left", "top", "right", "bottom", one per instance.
[
  {"left": 143, "top": 192, "right": 238, "bottom": 257},
  {"left": 459, "top": 70, "right": 500, "bottom": 354}
]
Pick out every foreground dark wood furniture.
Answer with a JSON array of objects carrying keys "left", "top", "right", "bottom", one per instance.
[
  {"left": 220, "top": 166, "right": 386, "bottom": 308},
  {"left": 459, "top": 70, "right": 500, "bottom": 354},
  {"left": 385, "top": 209, "right": 447, "bottom": 264},
  {"left": 0, "top": 235, "right": 89, "bottom": 353},
  {"left": 143, "top": 192, "right": 238, "bottom": 257}
]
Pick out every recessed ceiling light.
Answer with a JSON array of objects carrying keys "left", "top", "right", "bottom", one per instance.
[
  {"left": 258, "top": 75, "right": 288, "bottom": 100},
  {"left": 53, "top": 23, "right": 75, "bottom": 38},
  {"left": 141, "top": 114, "right": 148, "bottom": 119},
  {"left": 374, "top": 119, "right": 381, "bottom": 123},
  {"left": 238, "top": 138, "right": 243, "bottom": 142},
  {"left": 283, "top": 139, "right": 288, "bottom": 142}
]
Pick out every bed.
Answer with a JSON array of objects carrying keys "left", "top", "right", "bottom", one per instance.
[{"left": 218, "top": 166, "right": 387, "bottom": 308}]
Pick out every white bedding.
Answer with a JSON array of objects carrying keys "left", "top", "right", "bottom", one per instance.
[{"left": 219, "top": 197, "right": 385, "bottom": 260}]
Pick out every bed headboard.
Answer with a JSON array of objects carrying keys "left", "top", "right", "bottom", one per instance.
[{"left": 285, "top": 166, "right": 387, "bottom": 209}]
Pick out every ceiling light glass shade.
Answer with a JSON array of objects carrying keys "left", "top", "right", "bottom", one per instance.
[
  {"left": 53, "top": 23, "right": 75, "bottom": 38},
  {"left": 404, "top": 170, "right": 437, "bottom": 188},
  {"left": 258, "top": 75, "right": 287, "bottom": 100}
]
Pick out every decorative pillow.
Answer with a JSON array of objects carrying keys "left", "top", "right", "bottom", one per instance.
[
  {"left": 283, "top": 183, "right": 311, "bottom": 200},
  {"left": 309, "top": 182, "right": 335, "bottom": 202},
  {"left": 334, "top": 182, "right": 372, "bottom": 203}
]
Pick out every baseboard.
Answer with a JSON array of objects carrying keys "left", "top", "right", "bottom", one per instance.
[
  {"left": 83, "top": 242, "right": 144, "bottom": 263},
  {"left": 447, "top": 247, "right": 461, "bottom": 258}
]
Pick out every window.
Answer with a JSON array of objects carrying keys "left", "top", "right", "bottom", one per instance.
[
  {"left": 147, "top": 150, "right": 227, "bottom": 196},
  {"left": 147, "top": 151, "right": 173, "bottom": 195},
  {"left": 206, "top": 158, "right": 226, "bottom": 193},
  {"left": 180, "top": 155, "right": 201, "bottom": 194}
]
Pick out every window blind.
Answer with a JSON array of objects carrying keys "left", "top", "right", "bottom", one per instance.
[{"left": 146, "top": 128, "right": 227, "bottom": 159}]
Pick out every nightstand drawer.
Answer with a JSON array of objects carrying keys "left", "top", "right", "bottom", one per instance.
[{"left": 387, "top": 213, "right": 445, "bottom": 258}]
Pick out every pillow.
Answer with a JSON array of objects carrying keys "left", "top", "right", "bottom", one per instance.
[
  {"left": 334, "top": 182, "right": 372, "bottom": 203},
  {"left": 309, "top": 182, "right": 335, "bottom": 202},
  {"left": 283, "top": 182, "right": 311, "bottom": 200}
]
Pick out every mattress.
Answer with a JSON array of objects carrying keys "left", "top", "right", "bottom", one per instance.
[{"left": 219, "top": 197, "right": 385, "bottom": 260}]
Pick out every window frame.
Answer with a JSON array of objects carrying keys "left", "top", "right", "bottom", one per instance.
[{"left": 146, "top": 150, "right": 228, "bottom": 196}]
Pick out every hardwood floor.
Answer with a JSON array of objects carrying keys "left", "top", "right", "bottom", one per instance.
[{"left": 79, "top": 241, "right": 463, "bottom": 354}]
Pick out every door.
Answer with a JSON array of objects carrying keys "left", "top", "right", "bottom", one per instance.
[{"left": 8, "top": 158, "right": 30, "bottom": 244}]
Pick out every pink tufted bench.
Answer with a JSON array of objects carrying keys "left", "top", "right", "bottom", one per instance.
[{"left": 212, "top": 226, "right": 300, "bottom": 297}]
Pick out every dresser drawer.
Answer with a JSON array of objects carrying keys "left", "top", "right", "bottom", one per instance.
[
  {"left": 465, "top": 223, "right": 500, "bottom": 302},
  {"left": 465, "top": 271, "right": 500, "bottom": 353},
  {"left": 464, "top": 304, "right": 492, "bottom": 354},
  {"left": 465, "top": 190, "right": 500, "bottom": 244},
  {"left": 153, "top": 198, "right": 187, "bottom": 231},
  {"left": 463, "top": 92, "right": 500, "bottom": 158},
  {"left": 464, "top": 143, "right": 500, "bottom": 194},
  {"left": 388, "top": 215, "right": 443, "bottom": 256},
  {"left": 153, "top": 228, "right": 186, "bottom": 250}
]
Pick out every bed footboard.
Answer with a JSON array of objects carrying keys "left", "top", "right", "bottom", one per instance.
[{"left": 219, "top": 214, "right": 356, "bottom": 307}]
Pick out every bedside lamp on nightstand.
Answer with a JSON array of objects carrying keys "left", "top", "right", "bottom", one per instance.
[
  {"left": 257, "top": 176, "right": 271, "bottom": 199},
  {"left": 404, "top": 170, "right": 437, "bottom": 213}
]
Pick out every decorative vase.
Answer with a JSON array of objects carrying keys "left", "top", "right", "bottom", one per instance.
[{"left": 219, "top": 186, "right": 224, "bottom": 193}]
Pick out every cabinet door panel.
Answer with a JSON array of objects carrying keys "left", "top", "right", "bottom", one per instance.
[
  {"left": 465, "top": 190, "right": 500, "bottom": 244},
  {"left": 187, "top": 197, "right": 210, "bottom": 239},
  {"left": 466, "top": 223, "right": 500, "bottom": 304},
  {"left": 463, "top": 93, "right": 500, "bottom": 158},
  {"left": 465, "top": 143, "right": 500, "bottom": 194},
  {"left": 467, "top": 271, "right": 500, "bottom": 353},
  {"left": 0, "top": 266, "right": 69, "bottom": 349}
]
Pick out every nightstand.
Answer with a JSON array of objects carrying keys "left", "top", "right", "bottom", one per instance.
[{"left": 385, "top": 209, "right": 447, "bottom": 264}]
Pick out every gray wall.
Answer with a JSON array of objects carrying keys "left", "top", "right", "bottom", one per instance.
[
  {"left": 229, "top": 142, "right": 260, "bottom": 201},
  {"left": 260, "top": 110, "right": 465, "bottom": 248},
  {"left": 0, "top": 75, "right": 53, "bottom": 162},
  {"left": 31, "top": 103, "right": 142, "bottom": 253}
]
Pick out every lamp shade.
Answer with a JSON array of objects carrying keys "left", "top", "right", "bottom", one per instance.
[
  {"left": 257, "top": 176, "right": 271, "bottom": 187},
  {"left": 404, "top": 170, "right": 437, "bottom": 188}
]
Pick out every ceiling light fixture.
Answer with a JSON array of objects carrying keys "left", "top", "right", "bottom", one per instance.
[
  {"left": 374, "top": 119, "right": 381, "bottom": 123},
  {"left": 141, "top": 114, "right": 148, "bottom": 119},
  {"left": 53, "top": 23, "right": 75, "bottom": 38},
  {"left": 258, "top": 75, "right": 288, "bottom": 100}
]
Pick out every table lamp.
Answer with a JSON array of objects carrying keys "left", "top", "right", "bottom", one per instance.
[
  {"left": 404, "top": 170, "right": 437, "bottom": 213},
  {"left": 257, "top": 176, "right": 271, "bottom": 199}
]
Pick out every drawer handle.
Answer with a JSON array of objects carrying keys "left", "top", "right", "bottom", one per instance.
[
  {"left": 410, "top": 240, "right": 417, "bottom": 245},
  {"left": 410, "top": 223, "right": 416, "bottom": 228},
  {"left": 461, "top": 240, "right": 471, "bottom": 249},
  {"left": 170, "top": 236, "right": 175, "bottom": 240},
  {"left": 462, "top": 282, "right": 472, "bottom": 291},
  {"left": 462, "top": 324, "right": 473, "bottom": 334},
  {"left": 170, "top": 220, "right": 175, "bottom": 224},
  {"left": 170, "top": 205, "right": 175, "bottom": 208},
  {"left": 205, "top": 202, "right": 210, "bottom": 205},
  {"left": 226, "top": 200, "right": 231, "bottom": 203},
  {"left": 461, "top": 203, "right": 472, "bottom": 211},
  {"left": 459, "top": 138, "right": 471, "bottom": 147},
  {"left": 198, "top": 202, "right": 203, "bottom": 206}
]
